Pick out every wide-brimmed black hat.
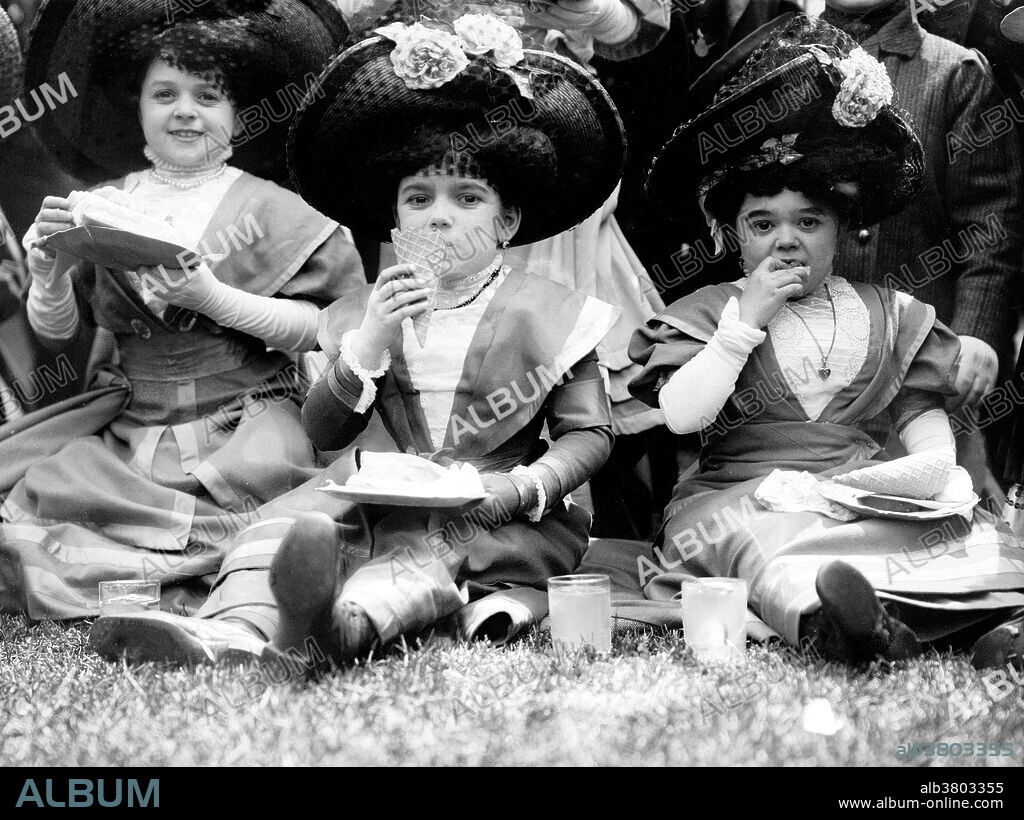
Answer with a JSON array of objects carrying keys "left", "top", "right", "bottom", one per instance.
[
  {"left": 0, "top": 6, "right": 22, "bottom": 112},
  {"left": 24, "top": 0, "right": 348, "bottom": 184},
  {"left": 647, "top": 14, "right": 924, "bottom": 231},
  {"left": 287, "top": 25, "right": 625, "bottom": 246}
]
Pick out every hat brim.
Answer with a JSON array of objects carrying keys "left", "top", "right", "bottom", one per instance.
[
  {"left": 1001, "top": 7, "right": 1024, "bottom": 43},
  {"left": 24, "top": 0, "right": 348, "bottom": 184},
  {"left": 647, "top": 52, "right": 924, "bottom": 228},
  {"left": 286, "top": 37, "right": 626, "bottom": 246}
]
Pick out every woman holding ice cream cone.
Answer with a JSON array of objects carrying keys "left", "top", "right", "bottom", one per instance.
[{"left": 89, "top": 15, "right": 622, "bottom": 667}]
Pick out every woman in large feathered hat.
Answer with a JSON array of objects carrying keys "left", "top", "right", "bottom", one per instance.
[
  {"left": 89, "top": 13, "right": 626, "bottom": 667},
  {"left": 0, "top": 0, "right": 365, "bottom": 626},
  {"left": 627, "top": 14, "right": 1024, "bottom": 669}
]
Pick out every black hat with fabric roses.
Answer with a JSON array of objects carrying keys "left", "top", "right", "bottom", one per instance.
[
  {"left": 286, "top": 13, "right": 626, "bottom": 246},
  {"left": 24, "top": 0, "right": 349, "bottom": 185},
  {"left": 646, "top": 14, "right": 925, "bottom": 247}
]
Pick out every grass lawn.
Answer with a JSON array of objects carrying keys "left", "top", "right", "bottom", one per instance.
[{"left": 1, "top": 613, "right": 1022, "bottom": 767}]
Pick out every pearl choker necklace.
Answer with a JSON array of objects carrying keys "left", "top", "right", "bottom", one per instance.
[{"left": 144, "top": 146, "right": 231, "bottom": 190}]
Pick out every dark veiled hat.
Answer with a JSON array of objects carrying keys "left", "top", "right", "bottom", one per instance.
[
  {"left": 647, "top": 14, "right": 925, "bottom": 232},
  {"left": 286, "top": 26, "right": 625, "bottom": 246},
  {"left": 24, "top": 0, "right": 348, "bottom": 184}
]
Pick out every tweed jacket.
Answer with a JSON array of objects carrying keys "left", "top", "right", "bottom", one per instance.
[{"left": 824, "top": 5, "right": 1024, "bottom": 361}]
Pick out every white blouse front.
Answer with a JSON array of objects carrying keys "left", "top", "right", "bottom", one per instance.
[
  {"left": 120, "top": 166, "right": 244, "bottom": 314},
  {"left": 122, "top": 166, "right": 244, "bottom": 251},
  {"left": 403, "top": 268, "right": 509, "bottom": 450},
  {"left": 765, "top": 276, "right": 869, "bottom": 420}
]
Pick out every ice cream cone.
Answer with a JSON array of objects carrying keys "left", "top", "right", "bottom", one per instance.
[
  {"left": 391, "top": 227, "right": 447, "bottom": 346},
  {"left": 831, "top": 450, "right": 954, "bottom": 500}
]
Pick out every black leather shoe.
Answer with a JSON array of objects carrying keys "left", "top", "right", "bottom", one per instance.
[
  {"left": 90, "top": 611, "right": 266, "bottom": 667},
  {"left": 971, "top": 611, "right": 1024, "bottom": 672},
  {"left": 269, "top": 512, "right": 342, "bottom": 671},
  {"left": 812, "top": 560, "right": 921, "bottom": 663},
  {"left": 268, "top": 512, "right": 379, "bottom": 671}
]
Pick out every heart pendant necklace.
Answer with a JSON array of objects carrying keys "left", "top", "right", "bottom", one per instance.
[{"left": 783, "top": 281, "right": 837, "bottom": 381}]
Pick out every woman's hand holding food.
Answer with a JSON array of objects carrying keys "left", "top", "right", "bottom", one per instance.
[
  {"left": 348, "top": 263, "right": 432, "bottom": 367},
  {"left": 134, "top": 255, "right": 214, "bottom": 310},
  {"left": 25, "top": 196, "right": 79, "bottom": 286},
  {"left": 737, "top": 256, "right": 807, "bottom": 329}
]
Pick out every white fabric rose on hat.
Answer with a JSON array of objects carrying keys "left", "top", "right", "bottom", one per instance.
[
  {"left": 380, "top": 22, "right": 470, "bottom": 90},
  {"left": 830, "top": 47, "right": 894, "bottom": 128},
  {"left": 454, "top": 13, "right": 525, "bottom": 68}
]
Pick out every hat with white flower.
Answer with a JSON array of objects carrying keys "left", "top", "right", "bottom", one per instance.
[
  {"left": 286, "top": 13, "right": 625, "bottom": 245},
  {"left": 646, "top": 15, "right": 924, "bottom": 237},
  {"left": 24, "top": 0, "right": 348, "bottom": 184}
]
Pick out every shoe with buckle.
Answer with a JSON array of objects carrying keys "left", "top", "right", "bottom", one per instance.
[
  {"left": 808, "top": 560, "right": 922, "bottom": 663},
  {"left": 89, "top": 610, "right": 267, "bottom": 667}
]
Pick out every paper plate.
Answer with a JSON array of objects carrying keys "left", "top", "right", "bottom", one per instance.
[
  {"left": 43, "top": 226, "right": 199, "bottom": 271},
  {"left": 818, "top": 482, "right": 979, "bottom": 521},
  {"left": 315, "top": 479, "right": 487, "bottom": 508}
]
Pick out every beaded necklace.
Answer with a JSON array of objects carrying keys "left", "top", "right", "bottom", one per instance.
[{"left": 435, "top": 256, "right": 505, "bottom": 310}]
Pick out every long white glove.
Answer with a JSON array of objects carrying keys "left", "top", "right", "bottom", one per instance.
[
  {"left": 23, "top": 225, "right": 80, "bottom": 341},
  {"left": 899, "top": 408, "right": 955, "bottom": 456},
  {"left": 658, "top": 296, "right": 765, "bottom": 434},
  {"left": 138, "top": 261, "right": 319, "bottom": 351}
]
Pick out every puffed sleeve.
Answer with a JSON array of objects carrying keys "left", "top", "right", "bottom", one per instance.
[
  {"left": 274, "top": 226, "right": 367, "bottom": 309},
  {"left": 627, "top": 284, "right": 731, "bottom": 407},
  {"left": 626, "top": 317, "right": 706, "bottom": 409},
  {"left": 887, "top": 317, "right": 961, "bottom": 432}
]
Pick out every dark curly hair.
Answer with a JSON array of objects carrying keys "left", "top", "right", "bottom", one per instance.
[
  {"left": 356, "top": 118, "right": 559, "bottom": 225},
  {"left": 704, "top": 136, "right": 907, "bottom": 232}
]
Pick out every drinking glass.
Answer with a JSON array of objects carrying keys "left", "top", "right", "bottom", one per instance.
[
  {"left": 548, "top": 574, "right": 611, "bottom": 653},
  {"left": 98, "top": 580, "right": 161, "bottom": 616},
  {"left": 680, "top": 577, "right": 747, "bottom": 661}
]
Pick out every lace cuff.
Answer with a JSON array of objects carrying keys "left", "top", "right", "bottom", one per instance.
[
  {"left": 511, "top": 465, "right": 546, "bottom": 523},
  {"left": 339, "top": 330, "right": 391, "bottom": 414}
]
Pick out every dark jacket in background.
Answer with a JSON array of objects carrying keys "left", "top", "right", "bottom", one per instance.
[{"left": 824, "top": 3, "right": 1024, "bottom": 362}]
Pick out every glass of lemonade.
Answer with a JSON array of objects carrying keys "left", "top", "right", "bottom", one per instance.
[
  {"left": 98, "top": 580, "right": 161, "bottom": 616},
  {"left": 680, "top": 577, "right": 747, "bottom": 662},
  {"left": 548, "top": 574, "right": 611, "bottom": 653}
]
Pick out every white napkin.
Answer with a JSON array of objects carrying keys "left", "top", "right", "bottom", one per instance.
[{"left": 755, "top": 469, "right": 859, "bottom": 521}]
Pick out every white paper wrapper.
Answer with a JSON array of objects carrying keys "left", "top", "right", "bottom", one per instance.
[
  {"left": 70, "top": 189, "right": 178, "bottom": 243},
  {"left": 391, "top": 227, "right": 448, "bottom": 346},
  {"left": 755, "top": 469, "right": 859, "bottom": 521}
]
